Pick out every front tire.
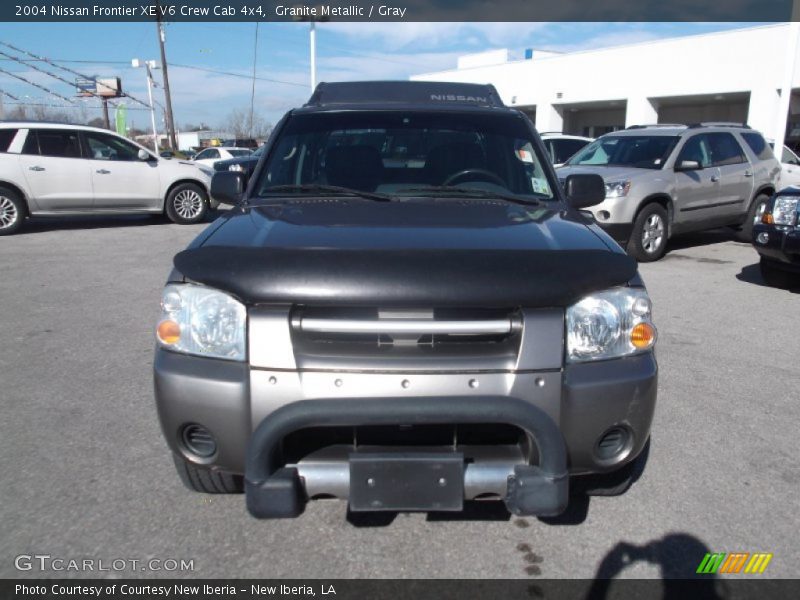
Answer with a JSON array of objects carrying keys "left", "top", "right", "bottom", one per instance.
[
  {"left": 627, "top": 204, "right": 668, "bottom": 262},
  {"left": 735, "top": 193, "right": 769, "bottom": 242},
  {"left": 759, "top": 258, "right": 795, "bottom": 289},
  {"left": 0, "top": 186, "right": 26, "bottom": 236},
  {"left": 165, "top": 183, "right": 208, "bottom": 225}
]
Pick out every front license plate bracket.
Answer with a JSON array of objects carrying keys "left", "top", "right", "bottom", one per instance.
[{"left": 349, "top": 452, "right": 464, "bottom": 512}]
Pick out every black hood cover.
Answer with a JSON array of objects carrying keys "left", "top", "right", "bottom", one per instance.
[{"left": 174, "top": 200, "right": 638, "bottom": 308}]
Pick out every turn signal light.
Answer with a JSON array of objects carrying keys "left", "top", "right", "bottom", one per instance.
[
  {"left": 630, "top": 322, "right": 656, "bottom": 349},
  {"left": 157, "top": 320, "right": 181, "bottom": 345},
  {"left": 762, "top": 213, "right": 774, "bottom": 224}
]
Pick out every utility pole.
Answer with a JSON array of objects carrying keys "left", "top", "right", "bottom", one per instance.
[
  {"left": 249, "top": 23, "right": 259, "bottom": 139},
  {"left": 132, "top": 59, "right": 160, "bottom": 153},
  {"left": 102, "top": 97, "right": 110, "bottom": 129},
  {"left": 154, "top": 0, "right": 177, "bottom": 150}
]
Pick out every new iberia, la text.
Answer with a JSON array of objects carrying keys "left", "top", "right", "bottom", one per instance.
[{"left": 17, "top": 583, "right": 336, "bottom": 597}]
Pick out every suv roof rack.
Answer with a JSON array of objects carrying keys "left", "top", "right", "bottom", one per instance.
[
  {"left": 625, "top": 123, "right": 686, "bottom": 130},
  {"left": 305, "top": 81, "right": 505, "bottom": 109},
  {"left": 688, "top": 122, "right": 751, "bottom": 129}
]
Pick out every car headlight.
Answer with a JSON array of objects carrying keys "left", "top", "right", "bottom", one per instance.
[
  {"left": 228, "top": 163, "right": 245, "bottom": 172},
  {"left": 566, "top": 288, "right": 656, "bottom": 363},
  {"left": 770, "top": 195, "right": 798, "bottom": 226},
  {"left": 605, "top": 180, "right": 631, "bottom": 198},
  {"left": 156, "top": 284, "right": 247, "bottom": 361}
]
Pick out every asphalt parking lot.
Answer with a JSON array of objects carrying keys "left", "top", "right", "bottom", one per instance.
[{"left": 1, "top": 214, "right": 798, "bottom": 580}]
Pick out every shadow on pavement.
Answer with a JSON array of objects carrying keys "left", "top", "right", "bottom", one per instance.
[
  {"left": 12, "top": 210, "right": 225, "bottom": 235},
  {"left": 661, "top": 228, "right": 740, "bottom": 255},
  {"left": 586, "top": 534, "right": 729, "bottom": 599},
  {"left": 737, "top": 262, "right": 800, "bottom": 293},
  {"left": 345, "top": 500, "right": 513, "bottom": 527}
]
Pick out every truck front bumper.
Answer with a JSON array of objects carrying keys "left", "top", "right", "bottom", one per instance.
[
  {"left": 154, "top": 349, "right": 657, "bottom": 518},
  {"left": 752, "top": 223, "right": 800, "bottom": 272}
]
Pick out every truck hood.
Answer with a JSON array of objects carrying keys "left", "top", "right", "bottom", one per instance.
[{"left": 174, "top": 198, "right": 637, "bottom": 307}]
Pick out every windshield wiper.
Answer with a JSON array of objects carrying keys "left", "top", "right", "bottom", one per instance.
[
  {"left": 402, "top": 186, "right": 544, "bottom": 207},
  {"left": 258, "top": 184, "right": 393, "bottom": 203}
]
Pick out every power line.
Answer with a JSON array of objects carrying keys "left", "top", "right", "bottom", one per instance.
[
  {"left": 0, "top": 49, "right": 120, "bottom": 104},
  {"left": 0, "top": 66, "right": 74, "bottom": 103},
  {"left": 0, "top": 89, "right": 22, "bottom": 101},
  {"left": 0, "top": 41, "right": 150, "bottom": 108},
  {"left": 170, "top": 62, "right": 306, "bottom": 87}
]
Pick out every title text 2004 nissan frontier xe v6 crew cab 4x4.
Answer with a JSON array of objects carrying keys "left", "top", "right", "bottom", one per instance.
[{"left": 153, "top": 82, "right": 658, "bottom": 519}]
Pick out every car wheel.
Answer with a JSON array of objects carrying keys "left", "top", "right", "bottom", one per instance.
[
  {"left": 627, "top": 204, "right": 668, "bottom": 262},
  {"left": 0, "top": 186, "right": 26, "bottom": 236},
  {"left": 759, "top": 258, "right": 795, "bottom": 289},
  {"left": 165, "top": 183, "right": 208, "bottom": 225},
  {"left": 735, "top": 193, "right": 770, "bottom": 242},
  {"left": 172, "top": 454, "right": 243, "bottom": 494}
]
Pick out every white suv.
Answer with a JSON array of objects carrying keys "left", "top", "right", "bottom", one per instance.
[{"left": 0, "top": 122, "right": 214, "bottom": 235}]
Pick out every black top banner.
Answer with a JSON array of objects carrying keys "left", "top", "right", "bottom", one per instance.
[{"left": 3, "top": 0, "right": 798, "bottom": 22}]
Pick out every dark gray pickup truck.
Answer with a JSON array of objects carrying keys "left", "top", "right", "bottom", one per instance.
[{"left": 154, "top": 81, "right": 658, "bottom": 519}]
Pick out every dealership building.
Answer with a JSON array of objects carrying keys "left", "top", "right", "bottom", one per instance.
[{"left": 411, "top": 24, "right": 800, "bottom": 146}]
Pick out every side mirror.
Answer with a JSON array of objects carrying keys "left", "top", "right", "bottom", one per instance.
[
  {"left": 564, "top": 174, "right": 606, "bottom": 209},
  {"left": 211, "top": 171, "right": 245, "bottom": 205},
  {"left": 138, "top": 148, "right": 152, "bottom": 161},
  {"left": 675, "top": 159, "right": 702, "bottom": 171}
]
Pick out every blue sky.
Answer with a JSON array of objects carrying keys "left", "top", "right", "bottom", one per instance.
[{"left": 0, "top": 22, "right": 764, "bottom": 130}]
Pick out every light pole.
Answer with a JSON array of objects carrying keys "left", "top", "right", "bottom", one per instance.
[
  {"left": 132, "top": 58, "right": 159, "bottom": 153},
  {"left": 309, "top": 21, "right": 316, "bottom": 93},
  {"left": 292, "top": 7, "right": 328, "bottom": 94}
]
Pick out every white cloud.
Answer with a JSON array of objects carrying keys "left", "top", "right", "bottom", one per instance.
[{"left": 324, "top": 22, "right": 549, "bottom": 51}]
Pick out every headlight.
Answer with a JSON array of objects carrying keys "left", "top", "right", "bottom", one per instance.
[
  {"left": 771, "top": 196, "right": 798, "bottom": 226},
  {"left": 604, "top": 180, "right": 631, "bottom": 198},
  {"left": 228, "top": 164, "right": 245, "bottom": 172},
  {"left": 566, "top": 288, "right": 656, "bottom": 363},
  {"left": 156, "top": 284, "right": 247, "bottom": 361}
]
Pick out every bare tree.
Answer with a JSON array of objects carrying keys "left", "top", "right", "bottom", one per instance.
[
  {"left": 29, "top": 105, "right": 79, "bottom": 123},
  {"left": 224, "top": 107, "right": 272, "bottom": 140}
]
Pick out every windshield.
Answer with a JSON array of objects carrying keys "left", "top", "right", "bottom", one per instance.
[
  {"left": 567, "top": 135, "right": 679, "bottom": 169},
  {"left": 253, "top": 111, "right": 555, "bottom": 200}
]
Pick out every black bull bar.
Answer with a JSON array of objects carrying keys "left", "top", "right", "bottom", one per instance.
[{"left": 245, "top": 396, "right": 569, "bottom": 518}]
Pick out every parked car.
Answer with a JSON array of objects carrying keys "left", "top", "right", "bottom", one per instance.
[
  {"left": 212, "top": 144, "right": 265, "bottom": 175},
  {"left": 160, "top": 150, "right": 192, "bottom": 160},
  {"left": 767, "top": 140, "right": 800, "bottom": 188},
  {"left": 221, "top": 138, "right": 259, "bottom": 150},
  {"left": 154, "top": 81, "right": 658, "bottom": 520},
  {"left": 192, "top": 147, "right": 252, "bottom": 168},
  {"left": 0, "top": 122, "right": 214, "bottom": 235},
  {"left": 752, "top": 186, "right": 800, "bottom": 287},
  {"left": 556, "top": 124, "right": 781, "bottom": 261},
  {"left": 540, "top": 132, "right": 594, "bottom": 167}
]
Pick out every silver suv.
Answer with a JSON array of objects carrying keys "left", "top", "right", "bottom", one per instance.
[{"left": 556, "top": 124, "right": 781, "bottom": 261}]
